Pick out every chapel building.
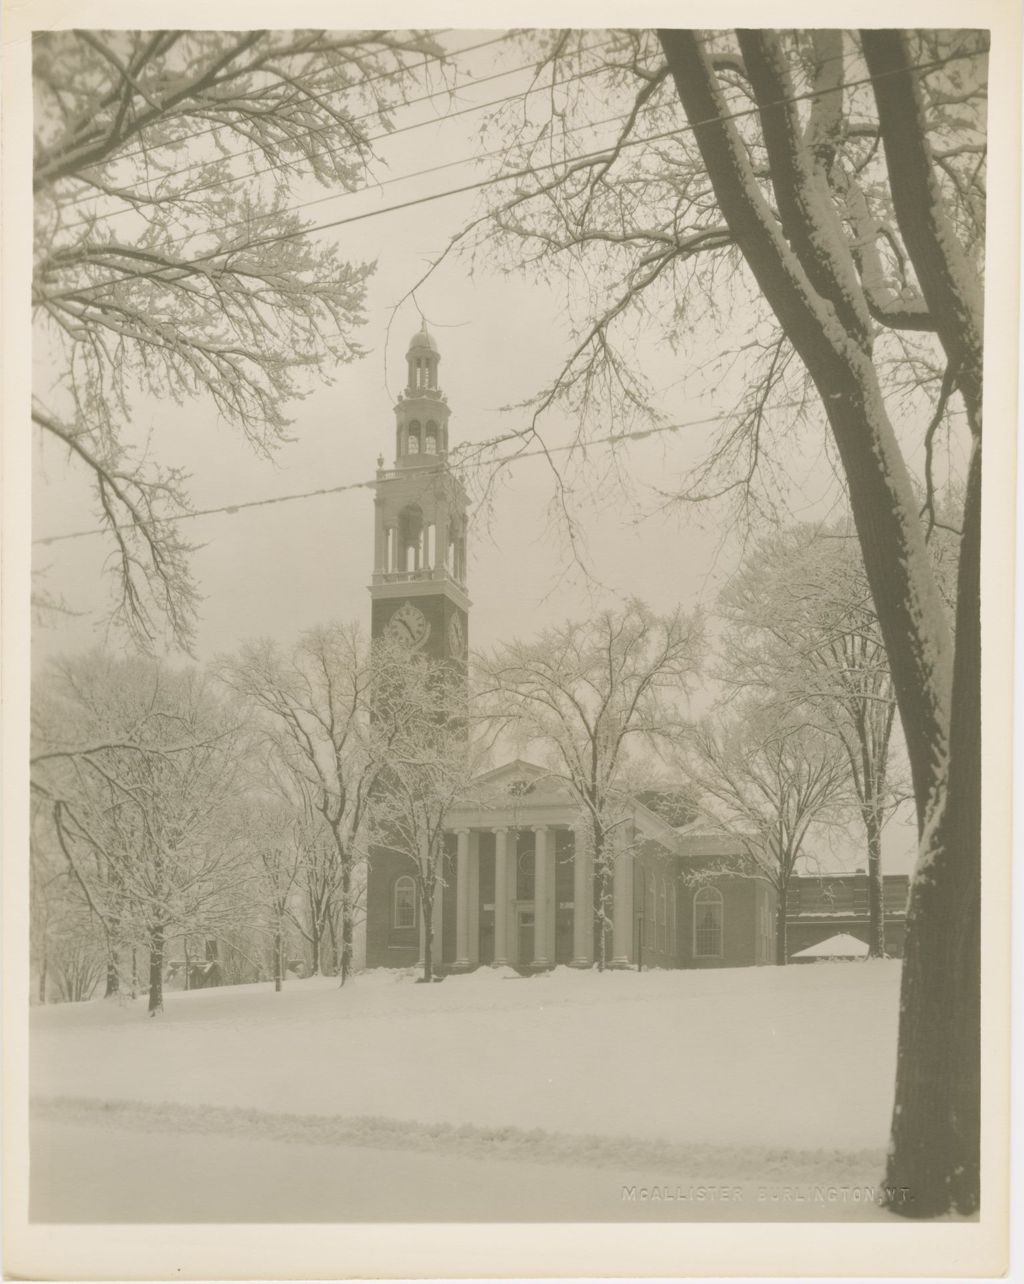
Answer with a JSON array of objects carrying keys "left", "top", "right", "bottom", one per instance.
[{"left": 363, "top": 329, "right": 889, "bottom": 973}]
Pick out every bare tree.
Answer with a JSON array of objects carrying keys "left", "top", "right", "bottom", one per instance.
[
  {"left": 684, "top": 701, "right": 852, "bottom": 963},
  {"left": 478, "top": 599, "right": 703, "bottom": 968},
  {"left": 368, "top": 638, "right": 486, "bottom": 983},
  {"left": 31, "top": 652, "right": 248, "bottom": 1015},
  {"left": 439, "top": 27, "right": 986, "bottom": 1214},
  {"left": 232, "top": 791, "right": 305, "bottom": 992},
  {"left": 718, "top": 521, "right": 910, "bottom": 956},
  {"left": 216, "top": 623, "right": 377, "bottom": 983},
  {"left": 33, "top": 29, "right": 440, "bottom": 649}
]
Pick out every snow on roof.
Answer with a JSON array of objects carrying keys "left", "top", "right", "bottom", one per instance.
[{"left": 791, "top": 933, "right": 871, "bottom": 959}]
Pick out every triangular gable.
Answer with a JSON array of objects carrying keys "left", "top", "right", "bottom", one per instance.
[
  {"left": 467, "top": 758, "right": 574, "bottom": 807},
  {"left": 471, "top": 758, "right": 552, "bottom": 787}
]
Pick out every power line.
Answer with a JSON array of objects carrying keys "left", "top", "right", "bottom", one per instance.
[
  {"left": 45, "top": 46, "right": 986, "bottom": 306},
  {"left": 56, "top": 35, "right": 902, "bottom": 237},
  {"left": 33, "top": 399, "right": 841, "bottom": 547},
  {"left": 64, "top": 33, "right": 626, "bottom": 229},
  {"left": 61, "top": 29, "right": 870, "bottom": 231},
  {"left": 61, "top": 36, "right": 624, "bottom": 233},
  {"left": 62, "top": 106, "right": 642, "bottom": 258},
  {"left": 54, "top": 29, "right": 908, "bottom": 218},
  {"left": 54, "top": 29, "right": 508, "bottom": 184}
]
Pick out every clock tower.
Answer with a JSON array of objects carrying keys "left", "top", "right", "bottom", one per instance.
[{"left": 369, "top": 322, "right": 470, "bottom": 664}]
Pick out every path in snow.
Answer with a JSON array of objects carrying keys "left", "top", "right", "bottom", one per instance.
[{"left": 31, "top": 1111, "right": 892, "bottom": 1224}]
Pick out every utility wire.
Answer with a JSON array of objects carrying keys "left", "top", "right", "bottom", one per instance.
[
  {"left": 61, "top": 36, "right": 625, "bottom": 232},
  {"left": 62, "top": 35, "right": 624, "bottom": 227},
  {"left": 45, "top": 46, "right": 986, "bottom": 306},
  {"left": 34, "top": 399, "right": 841, "bottom": 546},
  {"left": 50, "top": 28, "right": 913, "bottom": 215},
  {"left": 61, "top": 107, "right": 646, "bottom": 256},
  {"left": 60, "top": 30, "right": 876, "bottom": 229},
  {"left": 55, "top": 28, "right": 507, "bottom": 182}
]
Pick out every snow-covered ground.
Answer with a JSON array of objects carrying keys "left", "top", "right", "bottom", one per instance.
[{"left": 30, "top": 962, "right": 904, "bottom": 1222}]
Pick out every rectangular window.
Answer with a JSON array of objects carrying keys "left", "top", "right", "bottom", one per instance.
[
  {"left": 693, "top": 889, "right": 724, "bottom": 958},
  {"left": 393, "top": 878, "right": 416, "bottom": 929}
]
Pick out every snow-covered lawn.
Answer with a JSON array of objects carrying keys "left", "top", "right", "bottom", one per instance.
[{"left": 30, "top": 961, "right": 903, "bottom": 1222}]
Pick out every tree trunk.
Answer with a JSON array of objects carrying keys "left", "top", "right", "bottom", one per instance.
[
  {"left": 274, "top": 923, "right": 283, "bottom": 993},
  {"left": 775, "top": 880, "right": 788, "bottom": 965},
  {"left": 340, "top": 866, "right": 353, "bottom": 986},
  {"left": 148, "top": 926, "right": 164, "bottom": 1016},
  {"left": 865, "top": 805, "right": 886, "bottom": 958},
  {"left": 858, "top": 30, "right": 983, "bottom": 1218},
  {"left": 595, "top": 843, "right": 610, "bottom": 972},
  {"left": 39, "top": 949, "right": 48, "bottom": 1004},
  {"left": 421, "top": 887, "right": 434, "bottom": 983},
  {"left": 183, "top": 937, "right": 191, "bottom": 991},
  {"left": 658, "top": 30, "right": 953, "bottom": 817},
  {"left": 327, "top": 905, "right": 339, "bottom": 976},
  {"left": 309, "top": 908, "right": 322, "bottom": 976},
  {"left": 884, "top": 445, "right": 981, "bottom": 1217},
  {"left": 104, "top": 947, "right": 120, "bottom": 997}
]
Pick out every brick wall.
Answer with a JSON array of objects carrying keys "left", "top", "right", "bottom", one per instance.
[
  {"left": 785, "top": 873, "right": 909, "bottom": 959},
  {"left": 365, "top": 846, "right": 419, "bottom": 969},
  {"left": 677, "top": 875, "right": 765, "bottom": 969}
]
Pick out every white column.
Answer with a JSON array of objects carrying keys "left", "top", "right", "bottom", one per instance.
[
  {"left": 546, "top": 831, "right": 557, "bottom": 963},
  {"left": 454, "top": 829, "right": 470, "bottom": 968},
  {"left": 572, "top": 824, "right": 594, "bottom": 966},
  {"left": 374, "top": 503, "right": 386, "bottom": 572},
  {"left": 533, "top": 826, "right": 550, "bottom": 968},
  {"left": 611, "top": 829, "right": 634, "bottom": 967},
  {"left": 468, "top": 831, "right": 481, "bottom": 967},
  {"left": 493, "top": 828, "right": 509, "bottom": 965},
  {"left": 435, "top": 496, "right": 449, "bottom": 572}
]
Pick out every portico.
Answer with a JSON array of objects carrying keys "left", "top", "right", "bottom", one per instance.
[
  {"left": 414, "top": 760, "right": 645, "bottom": 971},
  {"left": 435, "top": 821, "right": 598, "bottom": 970}
]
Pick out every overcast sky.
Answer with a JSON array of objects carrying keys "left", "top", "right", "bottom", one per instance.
[{"left": 31, "top": 30, "right": 942, "bottom": 871}]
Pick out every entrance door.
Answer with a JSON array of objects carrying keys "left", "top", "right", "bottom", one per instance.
[{"left": 517, "top": 909, "right": 535, "bottom": 967}]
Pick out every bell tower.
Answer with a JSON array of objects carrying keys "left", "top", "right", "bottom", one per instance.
[{"left": 369, "top": 323, "right": 470, "bottom": 664}]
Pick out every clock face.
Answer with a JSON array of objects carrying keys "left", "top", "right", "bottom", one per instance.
[
  {"left": 447, "top": 612, "right": 466, "bottom": 658},
  {"left": 386, "top": 600, "right": 430, "bottom": 649}
]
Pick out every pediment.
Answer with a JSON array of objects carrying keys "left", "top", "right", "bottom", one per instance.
[{"left": 469, "top": 758, "right": 572, "bottom": 805}]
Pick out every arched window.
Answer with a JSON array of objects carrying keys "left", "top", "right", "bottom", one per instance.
[
  {"left": 407, "top": 420, "right": 421, "bottom": 455},
  {"left": 424, "top": 421, "right": 438, "bottom": 454},
  {"left": 693, "top": 887, "right": 723, "bottom": 958},
  {"left": 393, "top": 876, "right": 416, "bottom": 929}
]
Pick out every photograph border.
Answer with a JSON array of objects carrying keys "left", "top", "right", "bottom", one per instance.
[{"left": 3, "top": 0, "right": 1017, "bottom": 1277}]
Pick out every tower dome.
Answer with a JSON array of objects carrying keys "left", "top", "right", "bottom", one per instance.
[
  {"left": 407, "top": 321, "right": 439, "bottom": 355},
  {"left": 404, "top": 319, "right": 442, "bottom": 402}
]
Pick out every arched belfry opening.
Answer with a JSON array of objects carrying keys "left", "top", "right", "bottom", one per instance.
[{"left": 398, "top": 504, "right": 425, "bottom": 572}]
